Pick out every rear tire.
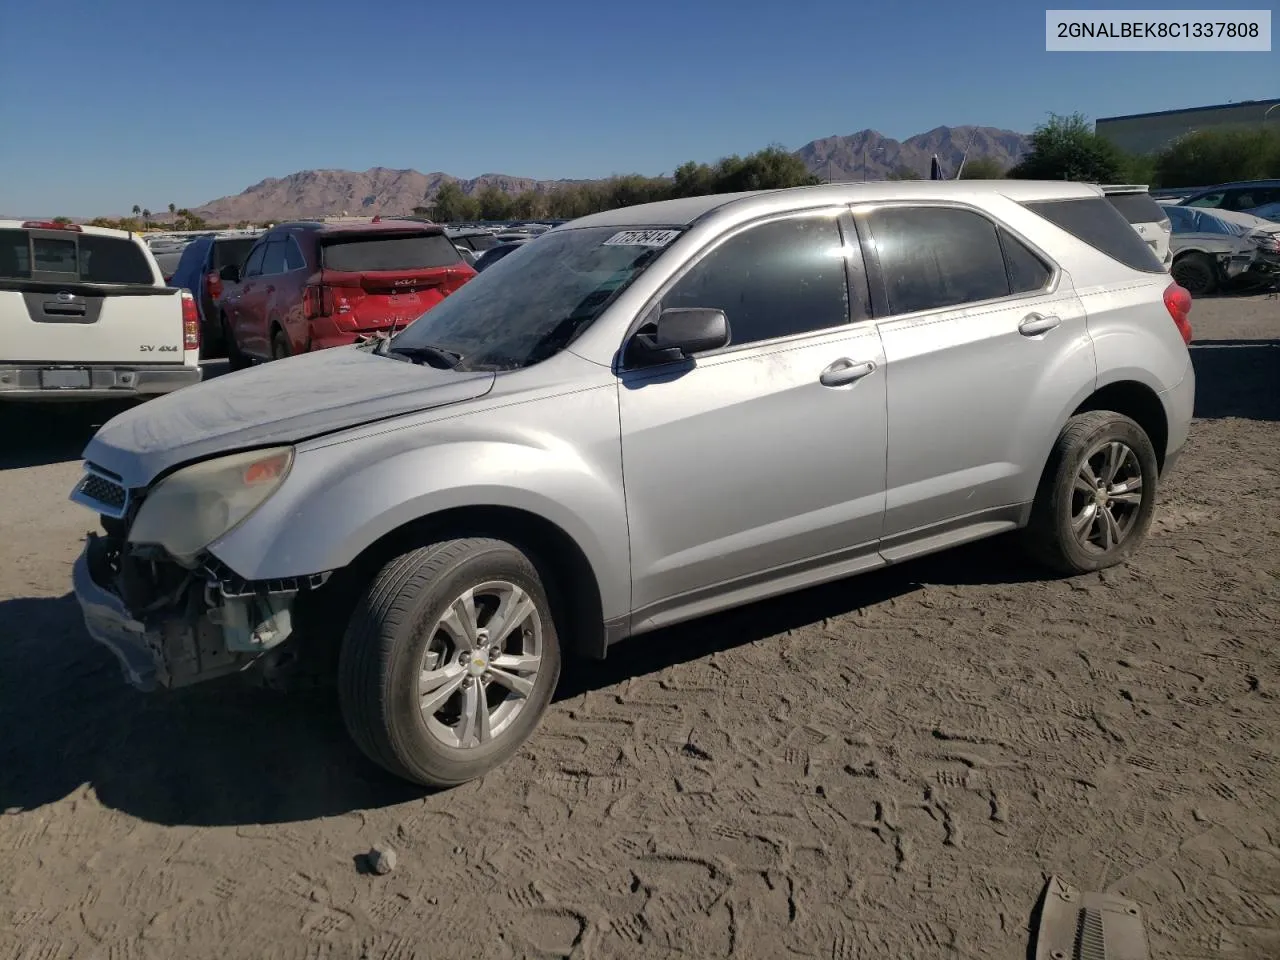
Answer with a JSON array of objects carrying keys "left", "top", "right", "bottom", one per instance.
[
  {"left": 1022, "top": 411, "right": 1160, "bottom": 575},
  {"left": 224, "top": 314, "right": 250, "bottom": 371},
  {"left": 271, "top": 329, "right": 291, "bottom": 361},
  {"left": 1171, "top": 252, "right": 1217, "bottom": 297},
  {"left": 338, "top": 538, "right": 561, "bottom": 788}
]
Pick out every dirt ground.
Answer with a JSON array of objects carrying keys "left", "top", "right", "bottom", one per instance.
[{"left": 1, "top": 296, "right": 1277, "bottom": 960}]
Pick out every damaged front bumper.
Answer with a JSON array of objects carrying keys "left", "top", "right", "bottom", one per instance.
[{"left": 72, "top": 533, "right": 328, "bottom": 692}]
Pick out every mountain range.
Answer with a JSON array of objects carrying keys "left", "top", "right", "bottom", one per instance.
[{"left": 181, "top": 125, "right": 1029, "bottom": 223}]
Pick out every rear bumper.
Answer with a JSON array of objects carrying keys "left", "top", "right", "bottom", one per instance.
[
  {"left": 1159, "top": 358, "right": 1195, "bottom": 478},
  {"left": 0, "top": 363, "right": 200, "bottom": 401}
]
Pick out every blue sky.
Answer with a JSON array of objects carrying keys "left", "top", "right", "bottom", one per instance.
[{"left": 0, "top": 0, "right": 1273, "bottom": 215}]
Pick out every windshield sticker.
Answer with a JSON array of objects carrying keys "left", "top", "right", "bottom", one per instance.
[{"left": 602, "top": 229, "right": 681, "bottom": 247}]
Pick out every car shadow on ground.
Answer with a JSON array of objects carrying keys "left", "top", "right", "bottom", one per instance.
[
  {"left": 0, "top": 536, "right": 1049, "bottom": 828},
  {"left": 1190, "top": 338, "right": 1280, "bottom": 421},
  {"left": 0, "top": 343, "right": 1271, "bottom": 826},
  {"left": 0, "top": 361, "right": 230, "bottom": 471}
]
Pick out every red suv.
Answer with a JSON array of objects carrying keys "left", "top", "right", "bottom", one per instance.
[{"left": 217, "top": 219, "right": 475, "bottom": 366}]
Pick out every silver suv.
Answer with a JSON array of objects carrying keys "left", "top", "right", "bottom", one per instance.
[{"left": 69, "top": 181, "right": 1196, "bottom": 787}]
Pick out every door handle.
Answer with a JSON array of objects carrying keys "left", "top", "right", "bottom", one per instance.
[
  {"left": 819, "top": 358, "right": 876, "bottom": 387},
  {"left": 1018, "top": 313, "right": 1061, "bottom": 337}
]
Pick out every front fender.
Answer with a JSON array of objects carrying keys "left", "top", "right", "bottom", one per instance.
[{"left": 208, "top": 387, "right": 630, "bottom": 619}]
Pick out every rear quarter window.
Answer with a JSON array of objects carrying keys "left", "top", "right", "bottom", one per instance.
[
  {"left": 1023, "top": 197, "right": 1166, "bottom": 273},
  {"left": 321, "top": 232, "right": 462, "bottom": 272}
]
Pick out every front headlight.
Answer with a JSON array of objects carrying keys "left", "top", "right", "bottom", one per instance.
[{"left": 127, "top": 446, "right": 294, "bottom": 563}]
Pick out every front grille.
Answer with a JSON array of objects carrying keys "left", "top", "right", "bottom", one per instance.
[{"left": 71, "top": 469, "right": 129, "bottom": 518}]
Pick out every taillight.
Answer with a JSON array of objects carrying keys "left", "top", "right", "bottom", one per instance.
[
  {"left": 304, "top": 284, "right": 348, "bottom": 319},
  {"left": 205, "top": 270, "right": 223, "bottom": 300},
  {"left": 23, "top": 219, "right": 81, "bottom": 232},
  {"left": 1163, "top": 282, "right": 1193, "bottom": 345},
  {"left": 181, "top": 289, "right": 201, "bottom": 351}
]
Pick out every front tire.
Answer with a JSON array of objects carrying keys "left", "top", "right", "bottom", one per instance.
[
  {"left": 338, "top": 538, "right": 561, "bottom": 788},
  {"left": 1022, "top": 411, "right": 1160, "bottom": 575}
]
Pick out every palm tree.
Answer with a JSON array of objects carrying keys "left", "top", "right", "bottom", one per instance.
[
  {"left": 131, "top": 204, "right": 141, "bottom": 218},
  {"left": 142, "top": 208, "right": 151, "bottom": 224},
  {"left": 168, "top": 202, "right": 176, "bottom": 223}
]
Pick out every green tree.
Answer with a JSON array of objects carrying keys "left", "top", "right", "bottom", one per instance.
[
  {"left": 1008, "top": 112, "right": 1122, "bottom": 182},
  {"left": 475, "top": 185, "right": 514, "bottom": 221},
  {"left": 168, "top": 202, "right": 176, "bottom": 222},
  {"left": 958, "top": 156, "right": 1005, "bottom": 179},
  {"left": 431, "top": 181, "right": 480, "bottom": 222},
  {"left": 1153, "top": 127, "right": 1280, "bottom": 189},
  {"left": 141, "top": 208, "right": 152, "bottom": 224},
  {"left": 52, "top": 215, "right": 73, "bottom": 224},
  {"left": 509, "top": 190, "right": 546, "bottom": 220},
  {"left": 131, "top": 204, "right": 141, "bottom": 218}
]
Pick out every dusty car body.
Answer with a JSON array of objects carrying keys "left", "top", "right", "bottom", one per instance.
[{"left": 70, "top": 180, "right": 1195, "bottom": 787}]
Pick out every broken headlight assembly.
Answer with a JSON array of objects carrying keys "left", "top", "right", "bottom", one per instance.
[{"left": 127, "top": 446, "right": 294, "bottom": 565}]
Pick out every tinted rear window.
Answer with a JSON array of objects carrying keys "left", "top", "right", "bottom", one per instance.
[
  {"left": 1105, "top": 192, "right": 1168, "bottom": 225},
  {"left": 1023, "top": 198, "right": 1166, "bottom": 273},
  {"left": 320, "top": 233, "right": 462, "bottom": 272},
  {"left": 213, "top": 237, "right": 257, "bottom": 270},
  {"left": 0, "top": 229, "right": 153, "bottom": 283}
]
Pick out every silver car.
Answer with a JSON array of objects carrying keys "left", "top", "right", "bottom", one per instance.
[{"left": 69, "top": 181, "right": 1196, "bottom": 788}]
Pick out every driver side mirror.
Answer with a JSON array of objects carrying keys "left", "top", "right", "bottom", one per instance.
[
  {"left": 219, "top": 263, "right": 241, "bottom": 283},
  {"left": 628, "top": 308, "right": 730, "bottom": 365}
]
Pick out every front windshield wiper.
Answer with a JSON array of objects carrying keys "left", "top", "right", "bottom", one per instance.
[{"left": 376, "top": 339, "right": 463, "bottom": 369}]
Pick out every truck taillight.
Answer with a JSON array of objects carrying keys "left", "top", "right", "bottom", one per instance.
[
  {"left": 205, "top": 270, "right": 223, "bottom": 300},
  {"left": 1163, "top": 282, "right": 1193, "bottom": 345},
  {"left": 181, "top": 290, "right": 201, "bottom": 351},
  {"left": 23, "top": 219, "right": 81, "bottom": 232}
]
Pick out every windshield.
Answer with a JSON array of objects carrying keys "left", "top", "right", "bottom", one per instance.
[{"left": 387, "top": 225, "right": 682, "bottom": 371}]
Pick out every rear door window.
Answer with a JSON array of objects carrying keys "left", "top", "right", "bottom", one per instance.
[
  {"left": 241, "top": 243, "right": 267, "bottom": 278},
  {"left": 866, "top": 206, "right": 1012, "bottom": 315},
  {"left": 320, "top": 232, "right": 463, "bottom": 272},
  {"left": 999, "top": 228, "right": 1053, "bottom": 293},
  {"left": 1023, "top": 197, "right": 1166, "bottom": 273},
  {"left": 282, "top": 237, "right": 308, "bottom": 271},
  {"left": 260, "top": 240, "right": 287, "bottom": 275}
]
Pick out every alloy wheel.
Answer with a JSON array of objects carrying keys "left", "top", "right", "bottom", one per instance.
[
  {"left": 1070, "top": 439, "right": 1145, "bottom": 554},
  {"left": 417, "top": 580, "right": 544, "bottom": 749}
]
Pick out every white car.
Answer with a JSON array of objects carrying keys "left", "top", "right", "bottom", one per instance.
[
  {"left": 0, "top": 220, "right": 202, "bottom": 402},
  {"left": 1165, "top": 206, "right": 1280, "bottom": 295},
  {"left": 1103, "top": 185, "right": 1172, "bottom": 267}
]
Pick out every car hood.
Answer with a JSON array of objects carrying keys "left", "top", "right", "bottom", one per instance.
[{"left": 82, "top": 346, "right": 495, "bottom": 487}]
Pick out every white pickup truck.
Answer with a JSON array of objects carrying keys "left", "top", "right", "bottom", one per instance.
[{"left": 0, "top": 220, "right": 201, "bottom": 402}]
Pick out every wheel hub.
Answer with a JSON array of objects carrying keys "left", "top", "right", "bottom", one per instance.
[{"left": 464, "top": 649, "right": 489, "bottom": 677}]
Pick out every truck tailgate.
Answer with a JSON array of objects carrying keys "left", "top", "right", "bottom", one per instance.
[{"left": 1, "top": 281, "right": 184, "bottom": 364}]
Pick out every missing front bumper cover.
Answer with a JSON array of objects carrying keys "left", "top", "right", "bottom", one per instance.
[{"left": 72, "top": 536, "right": 330, "bottom": 690}]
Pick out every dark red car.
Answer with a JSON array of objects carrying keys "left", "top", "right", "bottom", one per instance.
[{"left": 217, "top": 219, "right": 475, "bottom": 366}]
